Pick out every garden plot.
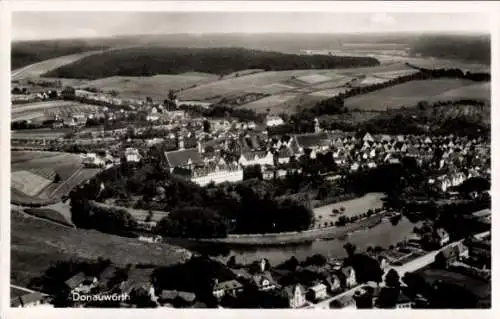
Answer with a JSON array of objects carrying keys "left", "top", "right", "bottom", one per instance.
[{"left": 240, "top": 93, "right": 299, "bottom": 112}]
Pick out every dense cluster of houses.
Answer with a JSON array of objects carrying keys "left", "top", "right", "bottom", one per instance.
[{"left": 158, "top": 121, "right": 488, "bottom": 188}]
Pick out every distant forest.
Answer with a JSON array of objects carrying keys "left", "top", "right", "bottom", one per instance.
[
  {"left": 42, "top": 47, "right": 380, "bottom": 79},
  {"left": 409, "top": 34, "right": 490, "bottom": 65},
  {"left": 12, "top": 33, "right": 490, "bottom": 74},
  {"left": 11, "top": 39, "right": 109, "bottom": 70}
]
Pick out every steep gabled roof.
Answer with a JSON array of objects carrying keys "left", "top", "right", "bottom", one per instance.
[
  {"left": 294, "top": 132, "right": 331, "bottom": 149},
  {"left": 65, "top": 272, "right": 86, "bottom": 289},
  {"left": 165, "top": 148, "right": 202, "bottom": 167}
]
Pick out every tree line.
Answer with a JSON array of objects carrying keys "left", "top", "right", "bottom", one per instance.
[{"left": 69, "top": 162, "right": 315, "bottom": 238}]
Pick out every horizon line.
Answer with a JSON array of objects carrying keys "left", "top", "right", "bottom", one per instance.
[{"left": 12, "top": 30, "right": 490, "bottom": 43}]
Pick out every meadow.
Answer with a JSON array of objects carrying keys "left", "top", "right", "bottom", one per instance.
[
  {"left": 344, "top": 79, "right": 486, "bottom": 111},
  {"left": 313, "top": 193, "right": 385, "bottom": 228},
  {"left": 430, "top": 82, "right": 491, "bottom": 102},
  {"left": 79, "top": 73, "right": 218, "bottom": 100},
  {"left": 11, "top": 101, "right": 99, "bottom": 122},
  {"left": 12, "top": 50, "right": 104, "bottom": 81},
  {"left": 11, "top": 210, "right": 191, "bottom": 287},
  {"left": 10, "top": 151, "right": 99, "bottom": 206}
]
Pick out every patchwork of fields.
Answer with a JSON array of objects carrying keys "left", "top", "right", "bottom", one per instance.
[
  {"left": 11, "top": 151, "right": 100, "bottom": 206},
  {"left": 345, "top": 79, "right": 490, "bottom": 111},
  {"left": 11, "top": 101, "right": 99, "bottom": 122},
  {"left": 79, "top": 73, "right": 218, "bottom": 100}
]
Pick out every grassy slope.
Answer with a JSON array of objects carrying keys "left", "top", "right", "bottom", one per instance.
[
  {"left": 11, "top": 210, "right": 192, "bottom": 287},
  {"left": 345, "top": 79, "right": 489, "bottom": 111}
]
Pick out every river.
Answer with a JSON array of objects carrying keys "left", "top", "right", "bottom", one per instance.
[{"left": 171, "top": 216, "right": 417, "bottom": 266}]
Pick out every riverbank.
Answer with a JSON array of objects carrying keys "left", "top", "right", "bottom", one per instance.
[{"left": 165, "top": 211, "right": 388, "bottom": 246}]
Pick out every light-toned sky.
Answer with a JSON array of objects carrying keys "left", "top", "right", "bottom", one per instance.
[{"left": 12, "top": 12, "right": 490, "bottom": 41}]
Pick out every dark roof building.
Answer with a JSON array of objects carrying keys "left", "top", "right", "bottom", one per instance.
[
  {"left": 165, "top": 148, "right": 202, "bottom": 168},
  {"left": 294, "top": 132, "right": 331, "bottom": 150}
]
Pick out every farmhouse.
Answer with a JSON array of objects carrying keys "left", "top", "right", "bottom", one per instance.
[{"left": 265, "top": 115, "right": 284, "bottom": 127}]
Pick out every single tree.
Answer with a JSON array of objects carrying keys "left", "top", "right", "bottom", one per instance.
[
  {"left": 343, "top": 242, "right": 357, "bottom": 257},
  {"left": 385, "top": 269, "right": 400, "bottom": 288}
]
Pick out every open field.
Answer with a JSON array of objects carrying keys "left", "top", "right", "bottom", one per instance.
[
  {"left": 11, "top": 129, "right": 68, "bottom": 141},
  {"left": 11, "top": 151, "right": 100, "bottom": 205},
  {"left": 296, "top": 74, "right": 335, "bottom": 84},
  {"left": 91, "top": 200, "right": 170, "bottom": 223},
  {"left": 239, "top": 93, "right": 299, "bottom": 112},
  {"left": 372, "top": 69, "right": 420, "bottom": 79},
  {"left": 11, "top": 100, "right": 75, "bottom": 111},
  {"left": 403, "top": 57, "right": 490, "bottom": 73},
  {"left": 178, "top": 69, "right": 362, "bottom": 101},
  {"left": 345, "top": 79, "right": 485, "bottom": 111},
  {"left": 12, "top": 50, "right": 105, "bottom": 81},
  {"left": 313, "top": 193, "right": 385, "bottom": 228},
  {"left": 23, "top": 208, "right": 74, "bottom": 227},
  {"left": 11, "top": 101, "right": 100, "bottom": 122},
  {"left": 79, "top": 73, "right": 218, "bottom": 100},
  {"left": 11, "top": 210, "right": 192, "bottom": 287},
  {"left": 429, "top": 82, "right": 491, "bottom": 102},
  {"left": 355, "top": 76, "right": 390, "bottom": 86},
  {"left": 11, "top": 171, "right": 53, "bottom": 197}
]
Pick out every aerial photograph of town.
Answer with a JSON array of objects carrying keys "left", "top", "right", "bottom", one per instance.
[{"left": 8, "top": 8, "right": 491, "bottom": 310}]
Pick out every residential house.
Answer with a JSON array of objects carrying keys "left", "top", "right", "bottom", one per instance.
[
  {"left": 238, "top": 150, "right": 274, "bottom": 167},
  {"left": 439, "top": 242, "right": 469, "bottom": 266},
  {"left": 11, "top": 292, "right": 49, "bottom": 308},
  {"left": 307, "top": 283, "right": 328, "bottom": 301},
  {"left": 82, "top": 153, "right": 106, "bottom": 168},
  {"left": 125, "top": 147, "right": 141, "bottom": 163},
  {"left": 158, "top": 290, "right": 196, "bottom": 307},
  {"left": 340, "top": 266, "right": 356, "bottom": 289},
  {"left": 323, "top": 273, "right": 342, "bottom": 293},
  {"left": 276, "top": 147, "right": 294, "bottom": 165},
  {"left": 119, "top": 268, "right": 157, "bottom": 304},
  {"left": 212, "top": 279, "right": 244, "bottom": 299},
  {"left": 265, "top": 115, "right": 284, "bottom": 127},
  {"left": 362, "top": 132, "right": 374, "bottom": 142},
  {"left": 65, "top": 272, "right": 98, "bottom": 294},
  {"left": 251, "top": 271, "right": 278, "bottom": 291},
  {"left": 146, "top": 113, "right": 160, "bottom": 122},
  {"left": 435, "top": 228, "right": 450, "bottom": 247},
  {"left": 294, "top": 132, "right": 332, "bottom": 154},
  {"left": 283, "top": 284, "right": 307, "bottom": 308}
]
